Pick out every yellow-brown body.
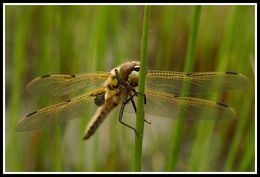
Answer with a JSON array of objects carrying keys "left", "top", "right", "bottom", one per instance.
[{"left": 83, "top": 61, "right": 140, "bottom": 140}]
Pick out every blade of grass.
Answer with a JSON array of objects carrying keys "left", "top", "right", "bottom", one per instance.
[
  {"left": 6, "top": 6, "right": 32, "bottom": 171},
  {"left": 166, "top": 6, "right": 201, "bottom": 171},
  {"left": 107, "top": 6, "right": 120, "bottom": 171},
  {"left": 76, "top": 6, "right": 94, "bottom": 171},
  {"left": 238, "top": 121, "right": 255, "bottom": 171},
  {"left": 223, "top": 90, "right": 253, "bottom": 171},
  {"left": 188, "top": 6, "right": 244, "bottom": 171},
  {"left": 132, "top": 5, "right": 151, "bottom": 172},
  {"left": 42, "top": 6, "right": 63, "bottom": 171},
  {"left": 115, "top": 7, "right": 141, "bottom": 170},
  {"left": 92, "top": 6, "right": 109, "bottom": 171},
  {"left": 223, "top": 7, "right": 255, "bottom": 171},
  {"left": 223, "top": 94, "right": 254, "bottom": 171}
]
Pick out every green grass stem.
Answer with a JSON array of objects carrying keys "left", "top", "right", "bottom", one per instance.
[
  {"left": 133, "top": 5, "right": 151, "bottom": 172},
  {"left": 238, "top": 122, "right": 255, "bottom": 171},
  {"left": 166, "top": 6, "right": 201, "bottom": 171},
  {"left": 6, "top": 6, "right": 32, "bottom": 171},
  {"left": 188, "top": 6, "right": 245, "bottom": 171}
]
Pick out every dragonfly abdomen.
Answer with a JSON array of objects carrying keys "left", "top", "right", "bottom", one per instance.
[{"left": 83, "top": 94, "right": 121, "bottom": 140}]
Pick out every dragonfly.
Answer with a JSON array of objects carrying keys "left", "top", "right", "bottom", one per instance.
[{"left": 15, "top": 61, "right": 249, "bottom": 140}]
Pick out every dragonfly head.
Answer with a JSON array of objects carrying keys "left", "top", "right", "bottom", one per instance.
[{"left": 119, "top": 61, "right": 140, "bottom": 87}]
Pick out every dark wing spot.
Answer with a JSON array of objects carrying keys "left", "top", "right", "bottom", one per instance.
[
  {"left": 41, "top": 74, "right": 50, "bottom": 78},
  {"left": 27, "top": 111, "right": 37, "bottom": 117},
  {"left": 186, "top": 73, "right": 192, "bottom": 76},
  {"left": 71, "top": 74, "right": 76, "bottom": 77},
  {"left": 225, "top": 71, "right": 238, "bottom": 75},
  {"left": 217, "top": 102, "right": 229, "bottom": 108},
  {"left": 66, "top": 99, "right": 71, "bottom": 103}
]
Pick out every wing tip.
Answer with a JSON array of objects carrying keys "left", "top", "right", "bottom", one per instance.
[
  {"left": 216, "top": 102, "right": 237, "bottom": 120},
  {"left": 225, "top": 72, "right": 250, "bottom": 85},
  {"left": 14, "top": 121, "right": 26, "bottom": 132}
]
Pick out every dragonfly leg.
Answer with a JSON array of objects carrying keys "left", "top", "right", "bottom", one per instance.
[
  {"left": 126, "top": 88, "right": 147, "bottom": 105},
  {"left": 119, "top": 97, "right": 138, "bottom": 136},
  {"left": 133, "top": 93, "right": 150, "bottom": 124},
  {"left": 128, "top": 92, "right": 137, "bottom": 113},
  {"left": 114, "top": 69, "right": 146, "bottom": 104},
  {"left": 135, "top": 92, "right": 147, "bottom": 105},
  {"left": 144, "top": 118, "right": 151, "bottom": 124},
  {"left": 123, "top": 93, "right": 151, "bottom": 125},
  {"left": 124, "top": 91, "right": 147, "bottom": 107},
  {"left": 115, "top": 69, "right": 150, "bottom": 124},
  {"left": 114, "top": 69, "right": 138, "bottom": 94}
]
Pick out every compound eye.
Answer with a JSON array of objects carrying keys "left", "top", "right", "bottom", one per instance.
[{"left": 133, "top": 66, "right": 140, "bottom": 72}]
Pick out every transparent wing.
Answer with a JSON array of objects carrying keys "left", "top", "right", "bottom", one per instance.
[
  {"left": 146, "top": 70, "right": 249, "bottom": 95},
  {"left": 124, "top": 89, "right": 236, "bottom": 120},
  {"left": 26, "top": 72, "right": 110, "bottom": 97},
  {"left": 15, "top": 87, "right": 106, "bottom": 132}
]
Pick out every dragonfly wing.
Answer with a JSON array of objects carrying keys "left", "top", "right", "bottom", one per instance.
[
  {"left": 26, "top": 72, "right": 110, "bottom": 97},
  {"left": 124, "top": 89, "right": 236, "bottom": 120},
  {"left": 15, "top": 87, "right": 106, "bottom": 131},
  {"left": 142, "top": 89, "right": 236, "bottom": 120},
  {"left": 146, "top": 70, "right": 249, "bottom": 95}
]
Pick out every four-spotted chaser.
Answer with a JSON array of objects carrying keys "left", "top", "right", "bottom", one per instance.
[{"left": 15, "top": 61, "right": 249, "bottom": 140}]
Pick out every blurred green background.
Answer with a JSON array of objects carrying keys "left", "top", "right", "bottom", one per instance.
[{"left": 5, "top": 5, "right": 255, "bottom": 172}]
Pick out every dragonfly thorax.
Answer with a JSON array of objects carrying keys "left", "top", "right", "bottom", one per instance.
[{"left": 103, "top": 61, "right": 140, "bottom": 104}]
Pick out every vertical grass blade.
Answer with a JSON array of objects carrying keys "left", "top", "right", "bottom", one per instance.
[
  {"left": 223, "top": 74, "right": 254, "bottom": 171},
  {"left": 187, "top": 6, "right": 248, "bottom": 171},
  {"left": 238, "top": 121, "right": 255, "bottom": 171},
  {"left": 133, "top": 5, "right": 151, "bottom": 172},
  {"left": 6, "top": 6, "right": 32, "bottom": 171},
  {"left": 166, "top": 6, "right": 201, "bottom": 171},
  {"left": 82, "top": 6, "right": 109, "bottom": 171},
  {"left": 222, "top": 6, "right": 255, "bottom": 171}
]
